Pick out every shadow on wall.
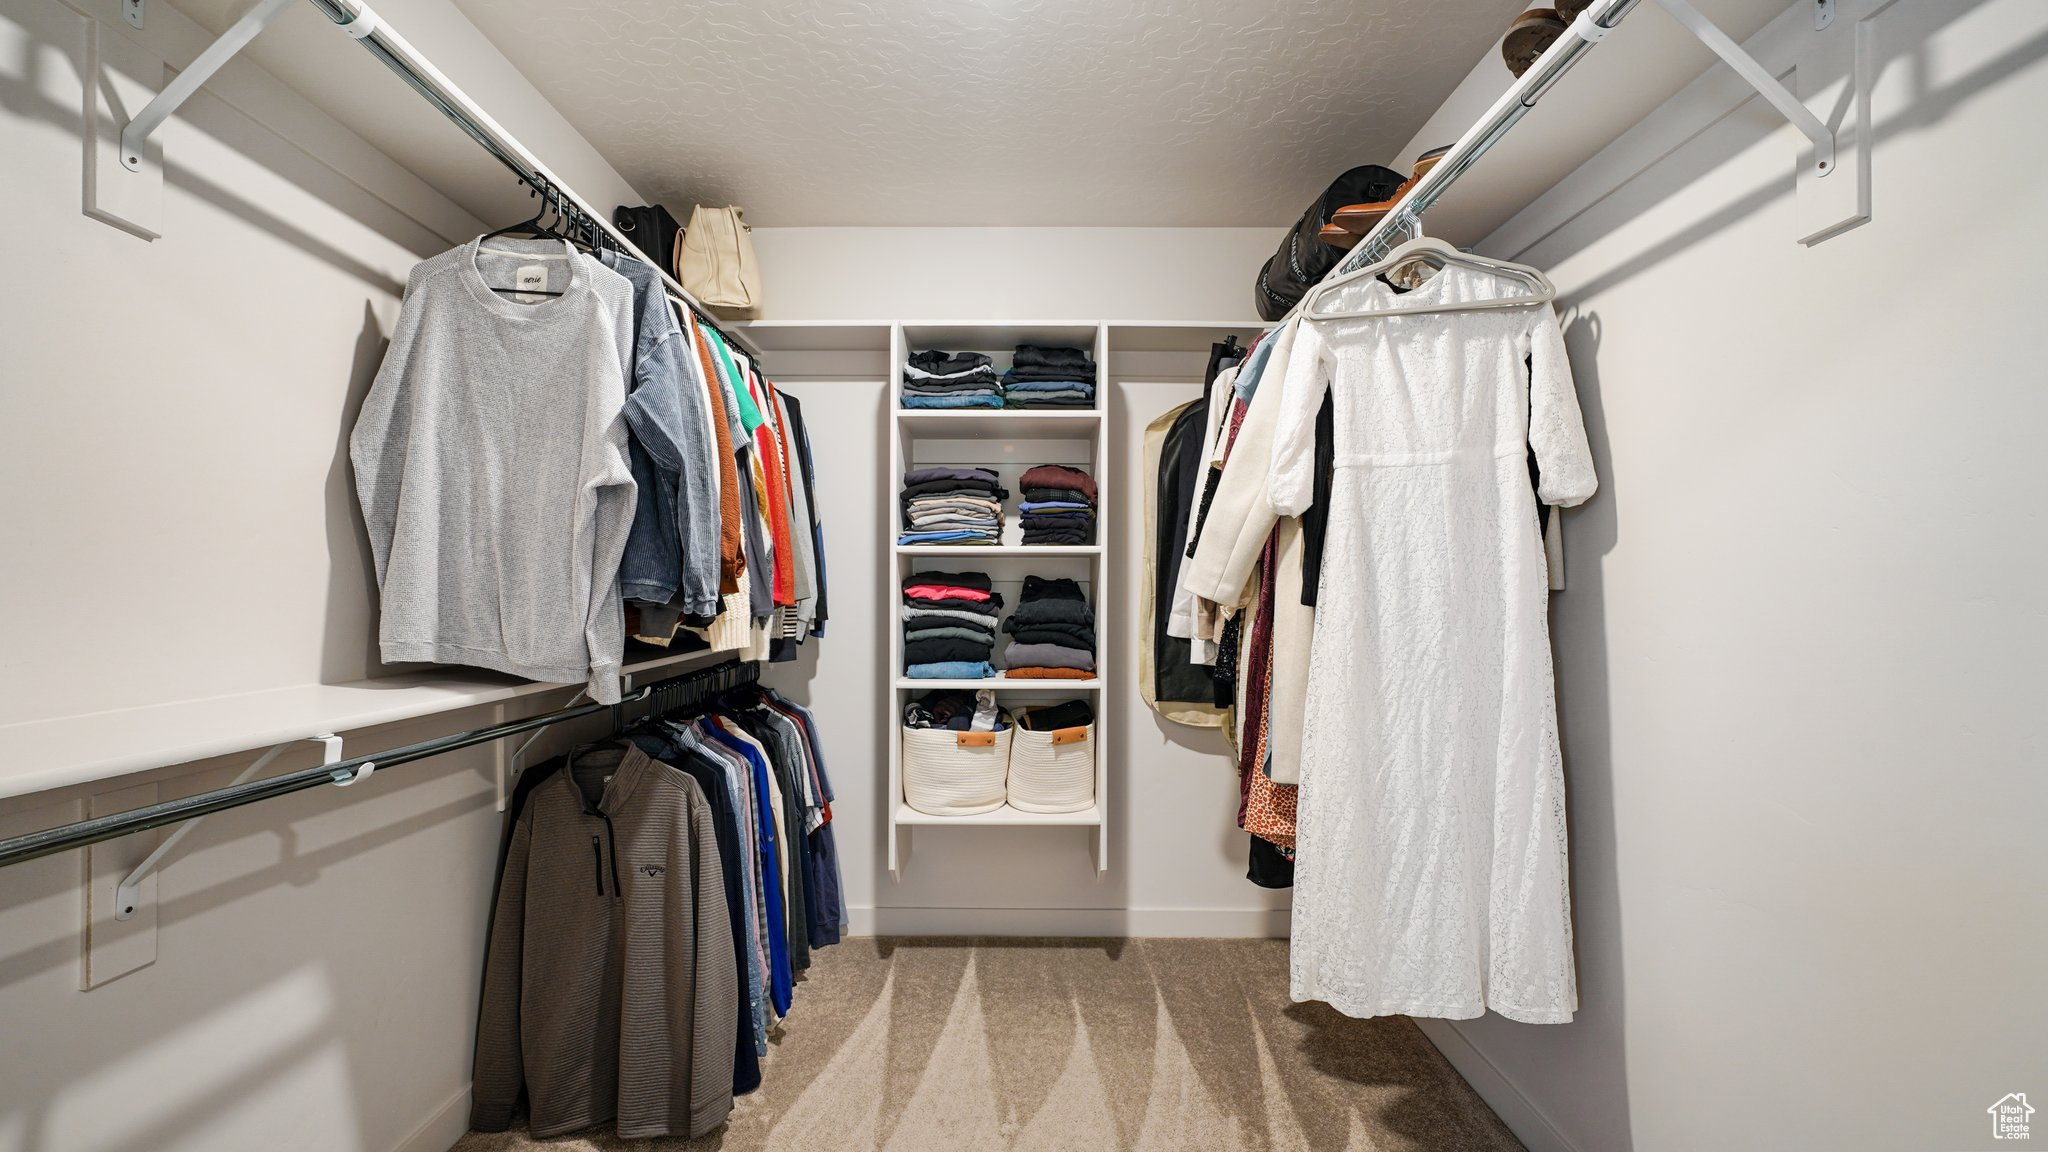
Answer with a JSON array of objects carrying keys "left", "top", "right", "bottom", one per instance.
[
  {"left": 7, "top": 965, "right": 359, "bottom": 1152},
  {"left": 0, "top": 5, "right": 432, "bottom": 293},
  {"left": 762, "top": 382, "right": 892, "bottom": 887},
  {"left": 1548, "top": 308, "right": 1634, "bottom": 1149},
  {"left": 1460, "top": 12, "right": 2048, "bottom": 1148},
  {"left": 320, "top": 303, "right": 390, "bottom": 685},
  {"left": 1531, "top": 0, "right": 2037, "bottom": 303},
  {"left": 6, "top": 1, "right": 483, "bottom": 704},
  {"left": 1110, "top": 377, "right": 1238, "bottom": 871},
  {"left": 0, "top": 769, "right": 489, "bottom": 991},
  {"left": 0, "top": 750, "right": 496, "bottom": 1152}
]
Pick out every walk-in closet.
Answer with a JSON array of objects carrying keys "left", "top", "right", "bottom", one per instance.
[{"left": 2, "top": 0, "right": 2041, "bottom": 1149}]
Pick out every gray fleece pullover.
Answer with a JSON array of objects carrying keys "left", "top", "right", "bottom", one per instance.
[
  {"left": 471, "top": 746, "right": 738, "bottom": 1139},
  {"left": 350, "top": 238, "right": 636, "bottom": 703}
]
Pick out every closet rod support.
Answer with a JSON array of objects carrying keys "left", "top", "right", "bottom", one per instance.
[
  {"left": 1652, "top": 0, "right": 1835, "bottom": 175},
  {"left": 0, "top": 678, "right": 697, "bottom": 871},
  {"left": 117, "top": 0, "right": 298, "bottom": 172},
  {"left": 113, "top": 733, "right": 342, "bottom": 920}
]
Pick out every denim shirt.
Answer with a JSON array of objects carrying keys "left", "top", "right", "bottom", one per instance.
[{"left": 603, "top": 252, "right": 720, "bottom": 616}]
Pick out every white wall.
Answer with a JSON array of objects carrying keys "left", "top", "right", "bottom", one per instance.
[
  {"left": 749, "top": 226, "right": 1279, "bottom": 322},
  {"left": 0, "top": 0, "right": 645, "bottom": 721},
  {"left": 0, "top": 0, "right": 647, "bottom": 1149},
  {"left": 749, "top": 226, "right": 1292, "bottom": 936},
  {"left": 0, "top": 725, "right": 500, "bottom": 1152},
  {"left": 1425, "top": 2, "right": 2048, "bottom": 1150}
]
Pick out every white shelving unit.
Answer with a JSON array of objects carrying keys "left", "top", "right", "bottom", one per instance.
[{"left": 887, "top": 321, "right": 1110, "bottom": 875}]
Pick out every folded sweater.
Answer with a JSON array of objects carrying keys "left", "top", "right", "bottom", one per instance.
[
  {"left": 903, "top": 571, "right": 992, "bottom": 592},
  {"left": 1003, "top": 641, "right": 1095, "bottom": 671},
  {"left": 1004, "top": 599, "right": 1094, "bottom": 626},
  {"left": 1019, "top": 466, "right": 1096, "bottom": 501},
  {"left": 907, "top": 636, "right": 998, "bottom": 664},
  {"left": 907, "top": 660, "right": 997, "bottom": 679}
]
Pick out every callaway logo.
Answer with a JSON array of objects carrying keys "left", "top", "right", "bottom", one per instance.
[{"left": 638, "top": 864, "right": 666, "bottom": 877}]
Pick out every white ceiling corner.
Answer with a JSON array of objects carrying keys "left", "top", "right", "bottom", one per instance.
[{"left": 445, "top": 0, "right": 1532, "bottom": 227}]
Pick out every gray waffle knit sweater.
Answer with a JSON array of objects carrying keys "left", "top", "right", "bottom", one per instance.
[{"left": 350, "top": 238, "right": 636, "bottom": 703}]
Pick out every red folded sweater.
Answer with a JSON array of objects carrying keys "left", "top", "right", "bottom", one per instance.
[
  {"left": 1019, "top": 464, "right": 1096, "bottom": 501},
  {"left": 904, "top": 584, "right": 991, "bottom": 602}
]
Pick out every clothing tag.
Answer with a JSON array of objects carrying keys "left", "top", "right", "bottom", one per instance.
[
  {"left": 956, "top": 731, "right": 997, "bottom": 748},
  {"left": 602, "top": 774, "right": 614, "bottom": 789},
  {"left": 513, "top": 263, "right": 548, "bottom": 303}
]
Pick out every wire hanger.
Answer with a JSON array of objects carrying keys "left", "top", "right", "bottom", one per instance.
[
  {"left": 481, "top": 180, "right": 572, "bottom": 245},
  {"left": 1302, "top": 233, "right": 1554, "bottom": 321},
  {"left": 476, "top": 183, "right": 580, "bottom": 298}
]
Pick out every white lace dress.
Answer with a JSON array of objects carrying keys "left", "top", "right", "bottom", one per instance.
[{"left": 1268, "top": 264, "right": 1596, "bottom": 1023}]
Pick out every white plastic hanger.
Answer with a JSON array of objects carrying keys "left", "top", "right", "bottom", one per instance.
[{"left": 1303, "top": 235, "right": 1555, "bottom": 320}]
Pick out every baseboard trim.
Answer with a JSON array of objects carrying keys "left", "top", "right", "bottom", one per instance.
[
  {"left": 846, "top": 904, "right": 1290, "bottom": 938},
  {"left": 391, "top": 1084, "right": 471, "bottom": 1152},
  {"left": 1412, "top": 1019, "right": 1582, "bottom": 1152}
]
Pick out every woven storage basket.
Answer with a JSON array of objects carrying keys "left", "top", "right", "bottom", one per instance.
[
  {"left": 1006, "top": 723, "right": 1095, "bottom": 813},
  {"left": 901, "top": 726, "right": 1011, "bottom": 816}
]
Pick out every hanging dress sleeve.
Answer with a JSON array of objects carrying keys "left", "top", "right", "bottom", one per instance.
[
  {"left": 1525, "top": 308, "right": 1598, "bottom": 508},
  {"left": 1268, "top": 320, "right": 1334, "bottom": 518}
]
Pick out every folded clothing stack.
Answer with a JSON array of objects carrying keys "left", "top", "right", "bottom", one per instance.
[
  {"left": 1001, "top": 345, "right": 1097, "bottom": 409},
  {"left": 899, "top": 466, "right": 1008, "bottom": 545},
  {"left": 1018, "top": 464, "right": 1096, "bottom": 546},
  {"left": 1015, "top": 698, "right": 1095, "bottom": 731},
  {"left": 905, "top": 688, "right": 1009, "bottom": 732},
  {"left": 1000, "top": 575, "right": 1096, "bottom": 680},
  {"left": 904, "top": 350, "right": 1002, "bottom": 408},
  {"left": 903, "top": 571, "right": 1003, "bottom": 679}
]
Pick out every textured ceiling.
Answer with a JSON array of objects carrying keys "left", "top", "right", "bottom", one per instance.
[{"left": 445, "top": 0, "right": 1528, "bottom": 227}]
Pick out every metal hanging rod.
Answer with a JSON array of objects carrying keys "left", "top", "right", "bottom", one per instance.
[
  {"left": 1296, "top": 0, "right": 1834, "bottom": 288},
  {"left": 0, "top": 659, "right": 758, "bottom": 871},
  {"left": 116, "top": 0, "right": 758, "bottom": 357}
]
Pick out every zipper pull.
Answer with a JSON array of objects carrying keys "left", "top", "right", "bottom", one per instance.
[{"left": 591, "top": 834, "right": 605, "bottom": 896}]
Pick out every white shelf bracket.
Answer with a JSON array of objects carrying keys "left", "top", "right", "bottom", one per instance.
[
  {"left": 499, "top": 688, "right": 585, "bottom": 812},
  {"left": 115, "top": 0, "right": 299, "bottom": 172},
  {"left": 1652, "top": 0, "right": 1836, "bottom": 177},
  {"left": 495, "top": 681, "right": 651, "bottom": 810},
  {"left": 113, "top": 733, "right": 343, "bottom": 920}
]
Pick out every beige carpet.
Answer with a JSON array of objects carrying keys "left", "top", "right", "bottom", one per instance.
[{"left": 453, "top": 937, "right": 1524, "bottom": 1152}]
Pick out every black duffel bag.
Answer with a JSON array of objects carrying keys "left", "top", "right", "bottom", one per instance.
[
  {"left": 613, "top": 204, "right": 683, "bottom": 275},
  {"left": 1254, "top": 164, "right": 1405, "bottom": 321}
]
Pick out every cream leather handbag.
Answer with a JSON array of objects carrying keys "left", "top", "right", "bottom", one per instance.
[{"left": 678, "top": 205, "right": 763, "bottom": 319}]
